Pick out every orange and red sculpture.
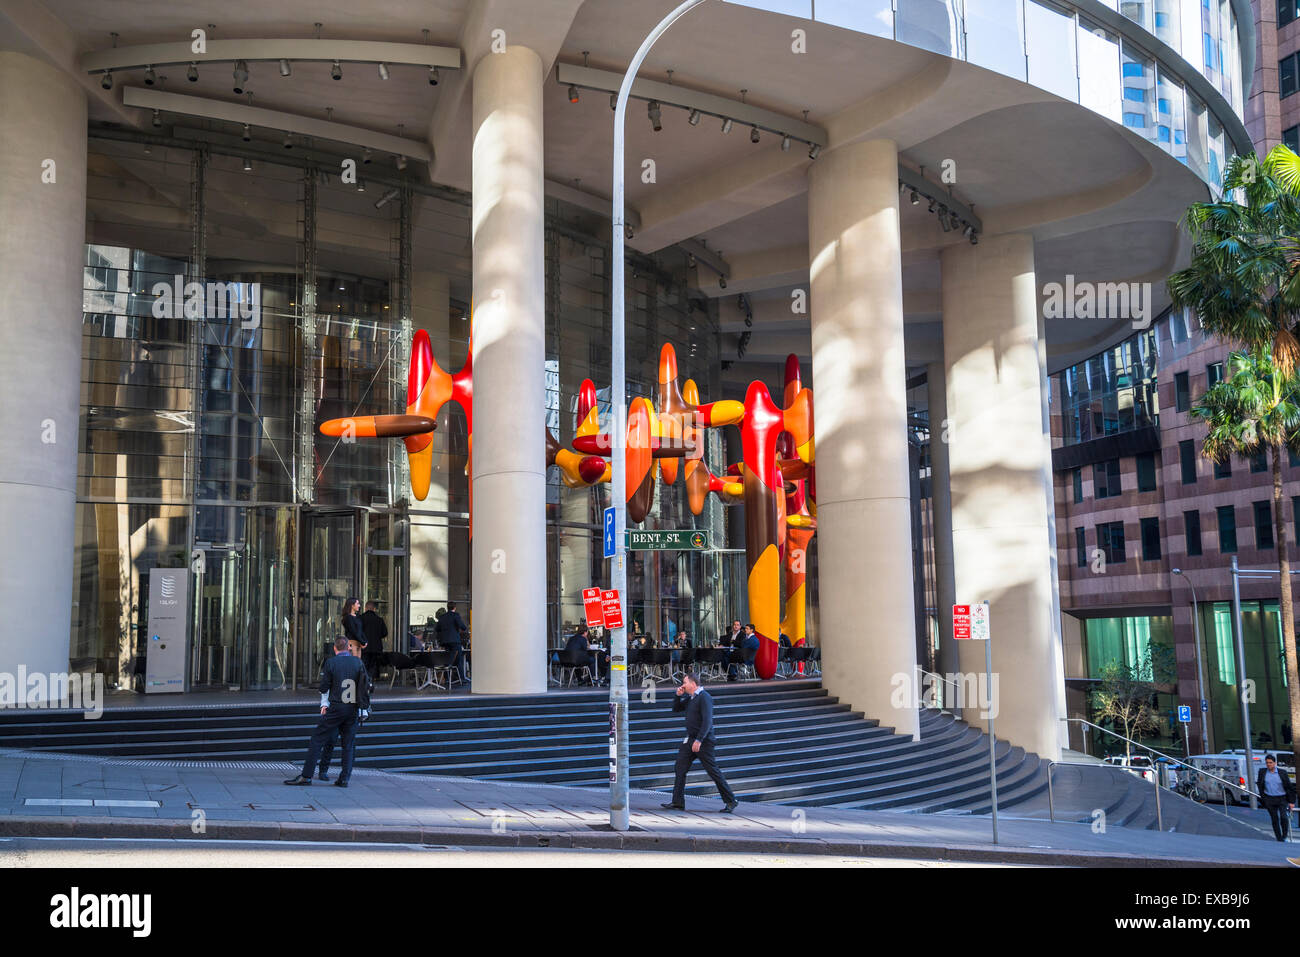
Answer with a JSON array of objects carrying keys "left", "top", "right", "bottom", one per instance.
[{"left": 320, "top": 335, "right": 815, "bottom": 680}]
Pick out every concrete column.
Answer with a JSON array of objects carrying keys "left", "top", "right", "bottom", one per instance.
[
  {"left": 469, "top": 46, "right": 546, "bottom": 693},
  {"left": 0, "top": 53, "right": 87, "bottom": 701},
  {"left": 926, "top": 362, "right": 958, "bottom": 692},
  {"left": 941, "top": 233, "right": 1060, "bottom": 761},
  {"left": 807, "top": 138, "right": 919, "bottom": 740}
]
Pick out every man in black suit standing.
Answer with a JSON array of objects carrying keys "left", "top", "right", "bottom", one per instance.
[
  {"left": 437, "top": 601, "right": 469, "bottom": 685},
  {"left": 1257, "top": 753, "right": 1296, "bottom": 841},
  {"left": 661, "top": 671, "right": 738, "bottom": 813},
  {"left": 284, "top": 635, "right": 371, "bottom": 788},
  {"left": 360, "top": 599, "right": 388, "bottom": 681}
]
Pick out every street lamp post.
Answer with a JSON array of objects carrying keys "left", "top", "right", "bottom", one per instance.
[
  {"left": 1171, "top": 568, "right": 1211, "bottom": 753},
  {"left": 609, "top": 0, "right": 710, "bottom": 831}
]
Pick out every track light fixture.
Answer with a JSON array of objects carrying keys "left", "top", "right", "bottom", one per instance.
[
  {"left": 378, "top": 62, "right": 389, "bottom": 80},
  {"left": 101, "top": 71, "right": 113, "bottom": 90},
  {"left": 279, "top": 59, "right": 291, "bottom": 77},
  {"left": 927, "top": 198, "right": 937, "bottom": 213},
  {"left": 362, "top": 148, "right": 372, "bottom": 165},
  {"left": 938, "top": 206, "right": 952, "bottom": 231},
  {"left": 395, "top": 154, "right": 407, "bottom": 171},
  {"left": 144, "top": 66, "right": 157, "bottom": 86},
  {"left": 357, "top": 178, "right": 365, "bottom": 192},
  {"left": 648, "top": 100, "right": 662, "bottom": 131},
  {"left": 609, "top": 92, "right": 618, "bottom": 111},
  {"left": 187, "top": 62, "right": 199, "bottom": 82},
  {"left": 243, "top": 157, "right": 253, "bottom": 172},
  {"left": 283, "top": 131, "right": 293, "bottom": 150},
  {"left": 232, "top": 60, "right": 249, "bottom": 94},
  {"left": 331, "top": 60, "right": 342, "bottom": 81},
  {"left": 688, "top": 109, "right": 701, "bottom": 126},
  {"left": 969, "top": 231, "right": 979, "bottom": 245},
  {"left": 750, "top": 125, "right": 760, "bottom": 144},
  {"left": 808, "top": 144, "right": 821, "bottom": 159},
  {"left": 151, "top": 109, "right": 161, "bottom": 128},
  {"left": 719, "top": 276, "right": 727, "bottom": 289},
  {"left": 241, "top": 123, "right": 251, "bottom": 142},
  {"left": 910, "top": 190, "right": 920, "bottom": 205},
  {"left": 780, "top": 134, "right": 791, "bottom": 151},
  {"left": 721, "top": 117, "right": 733, "bottom": 134},
  {"left": 428, "top": 66, "right": 439, "bottom": 86},
  {"left": 568, "top": 84, "right": 579, "bottom": 103}
]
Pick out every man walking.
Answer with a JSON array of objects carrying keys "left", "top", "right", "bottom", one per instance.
[
  {"left": 660, "top": 671, "right": 738, "bottom": 813},
  {"left": 1257, "top": 753, "right": 1296, "bottom": 842},
  {"left": 360, "top": 599, "right": 387, "bottom": 681},
  {"left": 284, "top": 635, "right": 371, "bottom": 788}
]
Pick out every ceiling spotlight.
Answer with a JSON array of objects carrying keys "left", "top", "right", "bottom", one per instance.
[
  {"left": 750, "top": 125, "right": 760, "bottom": 144},
  {"left": 909, "top": 190, "right": 920, "bottom": 205},
  {"left": 963, "top": 223, "right": 976, "bottom": 240},
  {"left": 969, "top": 232, "right": 979, "bottom": 245},
  {"left": 331, "top": 60, "right": 342, "bottom": 81},
  {"left": 283, "top": 131, "right": 293, "bottom": 150},
  {"left": 808, "top": 143, "right": 821, "bottom": 159},
  {"left": 279, "top": 59, "right": 291, "bottom": 77},
  {"left": 362, "top": 147, "right": 372, "bottom": 165},
  {"left": 151, "top": 109, "right": 161, "bottom": 128},
  {"left": 721, "top": 117, "right": 733, "bottom": 134},
  {"left": 243, "top": 157, "right": 253, "bottom": 172},
  {"left": 719, "top": 276, "right": 728, "bottom": 289},
  {"left": 233, "top": 60, "right": 249, "bottom": 94},
  {"left": 187, "top": 62, "right": 199, "bottom": 82},
  {"left": 609, "top": 92, "right": 618, "bottom": 111},
  {"left": 687, "top": 253, "right": 697, "bottom": 267},
  {"left": 780, "top": 134, "right": 791, "bottom": 151},
  {"left": 144, "top": 66, "right": 157, "bottom": 86},
  {"left": 378, "top": 62, "right": 390, "bottom": 81},
  {"left": 568, "top": 84, "right": 579, "bottom": 103},
  {"left": 396, "top": 155, "right": 408, "bottom": 171},
  {"left": 938, "top": 206, "right": 952, "bottom": 231},
  {"left": 428, "top": 66, "right": 440, "bottom": 86},
  {"left": 357, "top": 178, "right": 365, "bottom": 192},
  {"left": 101, "top": 71, "right": 113, "bottom": 90},
  {"left": 648, "top": 100, "right": 662, "bottom": 132},
  {"left": 688, "top": 108, "right": 701, "bottom": 126},
  {"left": 241, "top": 123, "right": 251, "bottom": 142},
  {"left": 927, "top": 198, "right": 937, "bottom": 213}
]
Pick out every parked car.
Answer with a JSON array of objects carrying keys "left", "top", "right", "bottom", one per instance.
[{"left": 1101, "top": 754, "right": 1154, "bottom": 782}]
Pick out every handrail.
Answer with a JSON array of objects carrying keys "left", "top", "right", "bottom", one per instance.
[
  {"left": 1046, "top": 760, "right": 1162, "bottom": 831},
  {"left": 917, "top": 668, "right": 964, "bottom": 712}
]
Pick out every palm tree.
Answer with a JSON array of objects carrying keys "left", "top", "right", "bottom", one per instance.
[{"left": 1193, "top": 350, "right": 1300, "bottom": 773}]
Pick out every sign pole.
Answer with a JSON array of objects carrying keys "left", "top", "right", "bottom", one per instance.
[
  {"left": 609, "top": 0, "right": 709, "bottom": 832},
  {"left": 984, "top": 616, "right": 999, "bottom": 846}
]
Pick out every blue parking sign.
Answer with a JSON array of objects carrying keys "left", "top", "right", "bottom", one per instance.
[
  {"left": 1177, "top": 705, "right": 1191, "bottom": 724},
  {"left": 603, "top": 507, "right": 616, "bottom": 559}
]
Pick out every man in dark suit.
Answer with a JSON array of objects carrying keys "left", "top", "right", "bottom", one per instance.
[
  {"left": 285, "top": 635, "right": 371, "bottom": 788},
  {"left": 437, "top": 601, "right": 469, "bottom": 685},
  {"left": 1257, "top": 753, "right": 1296, "bottom": 841},
  {"left": 360, "top": 600, "right": 388, "bottom": 681},
  {"left": 720, "top": 619, "right": 742, "bottom": 648},
  {"left": 727, "top": 624, "right": 760, "bottom": 681},
  {"left": 661, "top": 671, "right": 738, "bottom": 813},
  {"left": 563, "top": 625, "right": 598, "bottom": 685}
]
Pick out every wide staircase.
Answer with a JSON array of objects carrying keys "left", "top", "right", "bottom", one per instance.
[{"left": 0, "top": 678, "right": 1260, "bottom": 832}]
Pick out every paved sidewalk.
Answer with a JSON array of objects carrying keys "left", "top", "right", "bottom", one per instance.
[{"left": 0, "top": 748, "right": 1293, "bottom": 866}]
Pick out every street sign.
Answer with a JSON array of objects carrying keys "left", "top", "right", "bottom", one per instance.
[
  {"left": 582, "top": 587, "right": 604, "bottom": 628},
  {"left": 1178, "top": 705, "right": 1192, "bottom": 724},
  {"left": 600, "top": 589, "right": 624, "bottom": 629},
  {"left": 952, "top": 604, "right": 970, "bottom": 640},
  {"left": 625, "top": 529, "right": 710, "bottom": 550},
  {"left": 603, "top": 507, "right": 616, "bottom": 559},
  {"left": 971, "top": 601, "right": 990, "bottom": 641}
]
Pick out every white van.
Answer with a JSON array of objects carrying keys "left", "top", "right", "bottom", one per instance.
[{"left": 1186, "top": 751, "right": 1294, "bottom": 804}]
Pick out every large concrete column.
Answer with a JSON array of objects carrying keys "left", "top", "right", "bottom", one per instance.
[
  {"left": 807, "top": 138, "right": 919, "bottom": 740},
  {"left": 0, "top": 53, "right": 86, "bottom": 702},
  {"left": 941, "top": 233, "right": 1060, "bottom": 761},
  {"left": 469, "top": 46, "right": 546, "bottom": 693},
  {"left": 926, "top": 362, "right": 958, "bottom": 691}
]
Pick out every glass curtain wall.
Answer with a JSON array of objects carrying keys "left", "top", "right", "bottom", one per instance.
[{"left": 1201, "top": 601, "right": 1294, "bottom": 751}]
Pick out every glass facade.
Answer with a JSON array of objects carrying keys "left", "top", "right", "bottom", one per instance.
[
  {"left": 1057, "top": 327, "right": 1160, "bottom": 446},
  {"left": 1201, "top": 601, "right": 1294, "bottom": 751},
  {"left": 1080, "top": 615, "right": 1179, "bottom": 753},
  {"left": 72, "top": 135, "right": 757, "bottom": 692}
]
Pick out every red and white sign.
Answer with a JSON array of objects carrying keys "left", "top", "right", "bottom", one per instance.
[
  {"left": 582, "top": 587, "right": 604, "bottom": 628},
  {"left": 952, "top": 604, "right": 971, "bottom": 640},
  {"left": 600, "top": 589, "right": 624, "bottom": 629}
]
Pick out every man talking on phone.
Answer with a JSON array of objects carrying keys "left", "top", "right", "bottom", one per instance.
[{"left": 660, "top": 670, "right": 739, "bottom": 813}]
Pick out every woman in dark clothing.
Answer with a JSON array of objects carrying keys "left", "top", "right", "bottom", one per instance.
[{"left": 341, "top": 597, "right": 364, "bottom": 658}]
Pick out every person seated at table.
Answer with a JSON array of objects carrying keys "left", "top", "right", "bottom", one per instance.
[
  {"left": 720, "top": 619, "right": 743, "bottom": 650},
  {"left": 563, "top": 625, "right": 598, "bottom": 685},
  {"left": 727, "top": 624, "right": 760, "bottom": 681}
]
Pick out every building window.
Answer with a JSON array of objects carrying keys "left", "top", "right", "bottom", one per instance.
[
  {"left": 1217, "top": 505, "right": 1238, "bottom": 553},
  {"left": 1284, "top": 54, "right": 1299, "bottom": 99},
  {"left": 1072, "top": 467, "right": 1083, "bottom": 504},
  {"left": 1141, "top": 517, "right": 1161, "bottom": 560},
  {"left": 1206, "top": 361, "right": 1224, "bottom": 388},
  {"left": 1169, "top": 311, "right": 1188, "bottom": 344},
  {"left": 1290, "top": 446, "right": 1300, "bottom": 469},
  {"left": 1287, "top": 125, "right": 1300, "bottom": 153},
  {"left": 1097, "top": 521, "right": 1126, "bottom": 564},
  {"left": 1076, "top": 527, "right": 1087, "bottom": 567},
  {"left": 1256, "top": 500, "right": 1275, "bottom": 549},
  {"left": 1214, "top": 456, "right": 1231, "bottom": 479},
  {"left": 1285, "top": 0, "right": 1299, "bottom": 27},
  {"left": 1185, "top": 510, "right": 1202, "bottom": 557},
  {"left": 1136, "top": 451, "right": 1157, "bottom": 492},
  {"left": 1174, "top": 371, "right": 1189, "bottom": 412},
  {"left": 1250, "top": 450, "right": 1268, "bottom": 473},
  {"left": 1094, "top": 459, "right": 1122, "bottom": 498},
  {"left": 1179, "top": 439, "right": 1197, "bottom": 484}
]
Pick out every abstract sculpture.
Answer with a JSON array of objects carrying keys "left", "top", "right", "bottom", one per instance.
[{"left": 320, "top": 335, "right": 816, "bottom": 680}]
